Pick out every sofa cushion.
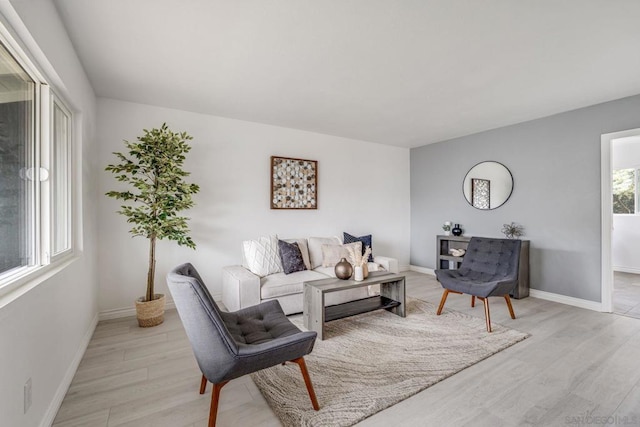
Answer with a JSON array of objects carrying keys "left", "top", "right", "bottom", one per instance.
[
  {"left": 313, "top": 266, "right": 337, "bottom": 278},
  {"left": 283, "top": 238, "right": 311, "bottom": 270},
  {"left": 308, "top": 236, "right": 341, "bottom": 269},
  {"left": 278, "top": 240, "right": 307, "bottom": 274},
  {"left": 367, "top": 262, "right": 385, "bottom": 272},
  {"left": 343, "top": 232, "right": 374, "bottom": 262},
  {"left": 242, "top": 235, "right": 283, "bottom": 277},
  {"left": 260, "top": 270, "right": 329, "bottom": 299},
  {"left": 321, "top": 241, "right": 362, "bottom": 267}
]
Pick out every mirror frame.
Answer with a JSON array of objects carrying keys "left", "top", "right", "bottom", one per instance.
[{"left": 462, "top": 161, "right": 514, "bottom": 210}]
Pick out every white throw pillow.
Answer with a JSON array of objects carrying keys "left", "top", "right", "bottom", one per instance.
[
  {"left": 308, "top": 236, "right": 342, "bottom": 269},
  {"left": 321, "top": 241, "right": 362, "bottom": 267},
  {"left": 242, "top": 235, "right": 283, "bottom": 277}
]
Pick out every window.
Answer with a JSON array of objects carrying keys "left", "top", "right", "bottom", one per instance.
[
  {"left": 0, "top": 40, "right": 36, "bottom": 276},
  {"left": 613, "top": 168, "right": 639, "bottom": 214},
  {"left": 0, "top": 31, "right": 74, "bottom": 286}
]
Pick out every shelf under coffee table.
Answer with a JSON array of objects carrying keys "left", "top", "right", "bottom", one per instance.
[{"left": 303, "top": 271, "right": 406, "bottom": 340}]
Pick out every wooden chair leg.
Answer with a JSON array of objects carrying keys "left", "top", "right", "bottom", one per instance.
[
  {"left": 437, "top": 289, "right": 450, "bottom": 315},
  {"left": 200, "top": 374, "right": 208, "bottom": 394},
  {"left": 292, "top": 357, "right": 320, "bottom": 410},
  {"left": 480, "top": 297, "right": 492, "bottom": 332},
  {"left": 471, "top": 296, "right": 476, "bottom": 307},
  {"left": 208, "top": 381, "right": 229, "bottom": 427},
  {"left": 504, "top": 295, "right": 516, "bottom": 319}
]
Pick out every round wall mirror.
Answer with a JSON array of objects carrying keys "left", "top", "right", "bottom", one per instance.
[{"left": 462, "top": 161, "right": 513, "bottom": 210}]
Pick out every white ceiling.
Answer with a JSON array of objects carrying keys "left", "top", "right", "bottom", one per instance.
[{"left": 53, "top": 0, "right": 640, "bottom": 148}]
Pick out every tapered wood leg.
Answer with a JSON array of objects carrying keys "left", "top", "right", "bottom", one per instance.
[
  {"left": 471, "top": 296, "right": 476, "bottom": 307},
  {"left": 208, "top": 381, "right": 229, "bottom": 427},
  {"left": 292, "top": 357, "right": 320, "bottom": 410},
  {"left": 200, "top": 375, "right": 208, "bottom": 394},
  {"left": 504, "top": 295, "right": 516, "bottom": 319},
  {"left": 480, "top": 297, "right": 492, "bottom": 332},
  {"left": 437, "top": 289, "right": 450, "bottom": 315}
]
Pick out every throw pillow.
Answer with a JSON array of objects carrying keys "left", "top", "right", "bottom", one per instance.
[
  {"left": 242, "top": 235, "right": 283, "bottom": 277},
  {"left": 278, "top": 240, "right": 307, "bottom": 275},
  {"left": 321, "top": 241, "right": 362, "bottom": 267},
  {"left": 343, "top": 232, "right": 373, "bottom": 262},
  {"left": 308, "top": 236, "right": 342, "bottom": 269},
  {"left": 283, "top": 238, "right": 311, "bottom": 270}
]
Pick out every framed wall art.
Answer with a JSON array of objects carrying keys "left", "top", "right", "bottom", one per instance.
[
  {"left": 471, "top": 178, "right": 490, "bottom": 209},
  {"left": 270, "top": 156, "right": 317, "bottom": 209}
]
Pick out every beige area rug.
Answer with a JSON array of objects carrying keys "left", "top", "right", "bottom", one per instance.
[{"left": 251, "top": 298, "right": 528, "bottom": 427}]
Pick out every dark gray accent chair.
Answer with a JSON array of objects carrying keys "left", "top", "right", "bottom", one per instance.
[
  {"left": 435, "top": 237, "right": 522, "bottom": 332},
  {"left": 167, "top": 263, "right": 319, "bottom": 427}
]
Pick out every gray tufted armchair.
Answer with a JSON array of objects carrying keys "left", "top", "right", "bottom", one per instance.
[
  {"left": 167, "top": 263, "right": 319, "bottom": 427},
  {"left": 435, "top": 237, "right": 522, "bottom": 332}
]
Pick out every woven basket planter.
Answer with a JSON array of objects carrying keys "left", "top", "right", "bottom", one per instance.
[{"left": 135, "top": 293, "right": 166, "bottom": 327}]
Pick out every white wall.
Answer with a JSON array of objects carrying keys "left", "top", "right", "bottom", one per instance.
[
  {"left": 612, "top": 216, "right": 640, "bottom": 274},
  {"left": 97, "top": 98, "right": 410, "bottom": 313},
  {"left": 0, "top": 2, "right": 98, "bottom": 427},
  {"left": 612, "top": 136, "right": 640, "bottom": 273}
]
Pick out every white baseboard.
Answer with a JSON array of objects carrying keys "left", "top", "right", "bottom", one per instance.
[
  {"left": 409, "top": 265, "right": 435, "bottom": 276},
  {"left": 529, "top": 289, "right": 602, "bottom": 312},
  {"left": 399, "top": 264, "right": 411, "bottom": 272},
  {"left": 613, "top": 266, "right": 640, "bottom": 275},
  {"left": 406, "top": 267, "right": 603, "bottom": 312},
  {"left": 98, "top": 300, "right": 177, "bottom": 321},
  {"left": 98, "top": 294, "right": 222, "bottom": 320},
  {"left": 40, "top": 313, "right": 98, "bottom": 427}
]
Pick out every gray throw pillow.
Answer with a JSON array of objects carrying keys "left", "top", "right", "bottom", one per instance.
[{"left": 278, "top": 240, "right": 307, "bottom": 274}]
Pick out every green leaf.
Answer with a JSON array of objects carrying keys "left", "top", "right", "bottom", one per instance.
[{"left": 104, "top": 124, "right": 200, "bottom": 297}]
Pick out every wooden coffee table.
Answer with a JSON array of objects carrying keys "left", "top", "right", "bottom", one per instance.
[{"left": 303, "top": 271, "right": 406, "bottom": 340}]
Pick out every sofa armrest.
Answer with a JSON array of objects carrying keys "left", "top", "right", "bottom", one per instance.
[
  {"left": 373, "top": 256, "right": 399, "bottom": 274},
  {"left": 222, "top": 265, "right": 261, "bottom": 312}
]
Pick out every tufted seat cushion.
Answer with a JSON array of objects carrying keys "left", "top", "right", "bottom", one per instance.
[
  {"left": 221, "top": 303, "right": 301, "bottom": 345},
  {"left": 435, "top": 237, "right": 521, "bottom": 298},
  {"left": 435, "top": 269, "right": 511, "bottom": 297}
]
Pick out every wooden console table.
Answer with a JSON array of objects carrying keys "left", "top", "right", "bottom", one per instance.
[
  {"left": 303, "top": 272, "right": 406, "bottom": 340},
  {"left": 436, "top": 235, "right": 530, "bottom": 299}
]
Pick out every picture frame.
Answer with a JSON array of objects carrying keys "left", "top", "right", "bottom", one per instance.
[
  {"left": 471, "top": 178, "right": 490, "bottom": 209},
  {"left": 270, "top": 156, "right": 317, "bottom": 209}
]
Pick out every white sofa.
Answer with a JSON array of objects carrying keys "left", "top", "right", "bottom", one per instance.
[{"left": 222, "top": 236, "right": 399, "bottom": 315}]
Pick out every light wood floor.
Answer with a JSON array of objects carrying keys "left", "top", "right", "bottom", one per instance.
[{"left": 53, "top": 272, "right": 640, "bottom": 426}]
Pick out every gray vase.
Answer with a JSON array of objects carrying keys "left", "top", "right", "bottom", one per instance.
[{"left": 334, "top": 258, "right": 353, "bottom": 280}]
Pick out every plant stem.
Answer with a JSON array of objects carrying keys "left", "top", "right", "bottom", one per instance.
[{"left": 147, "top": 235, "right": 156, "bottom": 301}]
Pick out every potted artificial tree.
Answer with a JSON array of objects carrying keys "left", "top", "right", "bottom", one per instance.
[{"left": 105, "top": 123, "right": 200, "bottom": 327}]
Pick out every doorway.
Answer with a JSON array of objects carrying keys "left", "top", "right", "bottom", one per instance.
[{"left": 601, "top": 128, "right": 640, "bottom": 315}]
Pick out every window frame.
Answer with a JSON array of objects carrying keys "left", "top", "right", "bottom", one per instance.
[
  {"left": 0, "top": 20, "right": 76, "bottom": 298},
  {"left": 48, "top": 91, "right": 74, "bottom": 261}
]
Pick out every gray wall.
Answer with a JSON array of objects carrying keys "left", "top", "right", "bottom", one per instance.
[{"left": 410, "top": 93, "right": 640, "bottom": 303}]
